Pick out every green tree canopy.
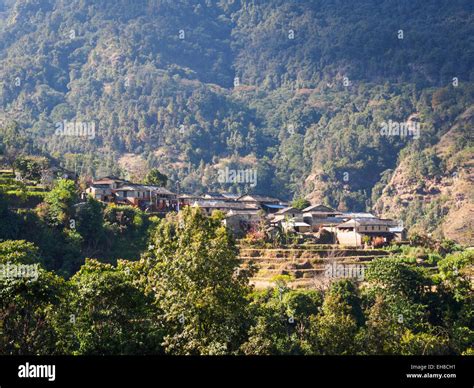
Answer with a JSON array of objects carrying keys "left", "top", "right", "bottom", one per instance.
[
  {"left": 144, "top": 169, "right": 168, "bottom": 187},
  {"left": 291, "top": 198, "right": 311, "bottom": 210},
  {"left": 41, "top": 179, "right": 78, "bottom": 228},
  {"left": 145, "top": 206, "right": 252, "bottom": 355},
  {"left": 68, "top": 259, "right": 164, "bottom": 355},
  {"left": 0, "top": 240, "right": 69, "bottom": 355}
]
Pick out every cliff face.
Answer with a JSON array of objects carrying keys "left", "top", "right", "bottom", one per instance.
[{"left": 375, "top": 107, "right": 474, "bottom": 245}]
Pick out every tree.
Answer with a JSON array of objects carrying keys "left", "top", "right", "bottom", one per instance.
[
  {"left": 307, "top": 292, "right": 360, "bottom": 355},
  {"left": 76, "top": 196, "right": 105, "bottom": 249},
  {"left": 366, "top": 257, "right": 431, "bottom": 303},
  {"left": 13, "top": 156, "right": 49, "bottom": 182},
  {"left": 360, "top": 258, "right": 447, "bottom": 354},
  {"left": 361, "top": 295, "right": 450, "bottom": 355},
  {"left": 291, "top": 197, "right": 311, "bottom": 210},
  {"left": 41, "top": 179, "right": 78, "bottom": 228},
  {"left": 240, "top": 302, "right": 297, "bottom": 355},
  {"left": 0, "top": 240, "right": 70, "bottom": 355},
  {"left": 145, "top": 207, "right": 252, "bottom": 355},
  {"left": 328, "top": 280, "right": 364, "bottom": 325},
  {"left": 365, "top": 258, "right": 428, "bottom": 302},
  {"left": 434, "top": 251, "right": 474, "bottom": 354},
  {"left": 241, "top": 287, "right": 321, "bottom": 355},
  {"left": 68, "top": 259, "right": 164, "bottom": 355},
  {"left": 0, "top": 122, "right": 29, "bottom": 173},
  {"left": 144, "top": 169, "right": 168, "bottom": 187},
  {"left": 436, "top": 251, "right": 473, "bottom": 302}
]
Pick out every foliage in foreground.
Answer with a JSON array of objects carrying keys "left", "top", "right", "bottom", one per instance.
[{"left": 0, "top": 207, "right": 472, "bottom": 355}]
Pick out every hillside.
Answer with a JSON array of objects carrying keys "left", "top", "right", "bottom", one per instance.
[
  {"left": 375, "top": 106, "right": 474, "bottom": 244},
  {"left": 0, "top": 0, "right": 473, "bottom": 242}
]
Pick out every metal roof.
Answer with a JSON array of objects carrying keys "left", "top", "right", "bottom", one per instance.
[
  {"left": 263, "top": 204, "right": 286, "bottom": 209},
  {"left": 294, "top": 222, "right": 311, "bottom": 227},
  {"left": 342, "top": 212, "right": 377, "bottom": 218}
]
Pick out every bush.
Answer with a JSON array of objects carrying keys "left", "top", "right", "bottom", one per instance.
[
  {"left": 242, "top": 229, "right": 267, "bottom": 248},
  {"left": 5, "top": 190, "right": 45, "bottom": 208}
]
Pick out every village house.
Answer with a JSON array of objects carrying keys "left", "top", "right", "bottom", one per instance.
[
  {"left": 265, "top": 202, "right": 405, "bottom": 246},
  {"left": 268, "top": 207, "right": 310, "bottom": 233},
  {"left": 141, "top": 185, "right": 178, "bottom": 211},
  {"left": 302, "top": 204, "right": 345, "bottom": 232},
  {"left": 202, "top": 192, "right": 241, "bottom": 201},
  {"left": 335, "top": 218, "right": 396, "bottom": 246},
  {"left": 85, "top": 177, "right": 178, "bottom": 212},
  {"left": 113, "top": 184, "right": 148, "bottom": 206},
  {"left": 186, "top": 193, "right": 288, "bottom": 216},
  {"left": 223, "top": 210, "right": 261, "bottom": 236},
  {"left": 191, "top": 200, "right": 260, "bottom": 216},
  {"left": 342, "top": 212, "right": 377, "bottom": 219},
  {"left": 85, "top": 184, "right": 113, "bottom": 202},
  {"left": 389, "top": 225, "right": 408, "bottom": 241},
  {"left": 238, "top": 194, "right": 287, "bottom": 213},
  {"left": 202, "top": 192, "right": 227, "bottom": 200},
  {"left": 177, "top": 194, "right": 202, "bottom": 207},
  {"left": 281, "top": 218, "right": 312, "bottom": 233},
  {"left": 91, "top": 176, "right": 129, "bottom": 189},
  {"left": 272, "top": 206, "right": 302, "bottom": 221},
  {"left": 220, "top": 193, "right": 241, "bottom": 201}
]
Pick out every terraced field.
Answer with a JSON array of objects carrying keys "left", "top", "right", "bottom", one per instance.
[
  {"left": 0, "top": 170, "right": 47, "bottom": 209},
  {"left": 238, "top": 245, "right": 390, "bottom": 289}
]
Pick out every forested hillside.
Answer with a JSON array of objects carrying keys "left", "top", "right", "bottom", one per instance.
[{"left": 0, "top": 0, "right": 473, "bottom": 241}]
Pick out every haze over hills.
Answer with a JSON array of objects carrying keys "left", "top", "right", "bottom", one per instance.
[{"left": 0, "top": 0, "right": 473, "bottom": 242}]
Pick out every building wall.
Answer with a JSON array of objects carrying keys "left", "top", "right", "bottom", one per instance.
[
  {"left": 223, "top": 216, "right": 259, "bottom": 237},
  {"left": 296, "top": 225, "right": 311, "bottom": 233},
  {"left": 86, "top": 187, "right": 111, "bottom": 201},
  {"left": 336, "top": 231, "right": 362, "bottom": 246},
  {"left": 116, "top": 190, "right": 138, "bottom": 200}
]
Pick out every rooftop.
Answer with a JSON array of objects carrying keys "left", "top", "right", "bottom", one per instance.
[
  {"left": 238, "top": 194, "right": 281, "bottom": 203},
  {"left": 141, "top": 185, "right": 175, "bottom": 196},
  {"left": 342, "top": 212, "right": 377, "bottom": 219},
  {"left": 337, "top": 218, "right": 394, "bottom": 228},
  {"left": 302, "top": 204, "right": 338, "bottom": 213},
  {"left": 192, "top": 200, "right": 259, "bottom": 211},
  {"left": 89, "top": 184, "right": 112, "bottom": 189},
  {"left": 275, "top": 206, "right": 302, "bottom": 215}
]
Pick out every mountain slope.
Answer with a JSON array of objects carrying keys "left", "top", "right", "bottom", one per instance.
[
  {"left": 0, "top": 0, "right": 473, "bottom": 242},
  {"left": 375, "top": 106, "right": 474, "bottom": 243}
]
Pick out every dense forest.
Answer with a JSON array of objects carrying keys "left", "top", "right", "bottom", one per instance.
[{"left": 0, "top": 0, "right": 473, "bottom": 236}]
